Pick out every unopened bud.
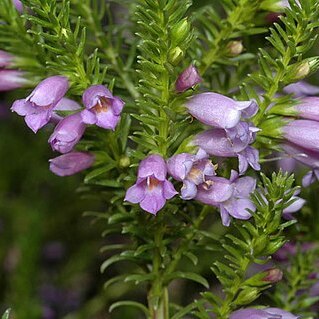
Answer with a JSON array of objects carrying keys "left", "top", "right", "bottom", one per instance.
[
  {"left": 168, "top": 47, "right": 184, "bottom": 66},
  {"left": 119, "top": 156, "right": 130, "bottom": 168},
  {"left": 287, "top": 61, "right": 310, "bottom": 82},
  {"left": 175, "top": 65, "right": 202, "bottom": 93},
  {"left": 262, "top": 268, "right": 283, "bottom": 283},
  {"left": 234, "top": 287, "right": 260, "bottom": 306},
  {"left": 226, "top": 41, "right": 244, "bottom": 57},
  {"left": 171, "top": 19, "right": 191, "bottom": 44},
  {"left": 295, "top": 62, "right": 310, "bottom": 79}
]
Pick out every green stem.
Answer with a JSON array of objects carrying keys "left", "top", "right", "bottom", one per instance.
[
  {"left": 199, "top": 0, "right": 259, "bottom": 76},
  {"left": 82, "top": 2, "right": 139, "bottom": 99},
  {"left": 166, "top": 206, "right": 211, "bottom": 275},
  {"left": 148, "top": 222, "right": 169, "bottom": 319}
]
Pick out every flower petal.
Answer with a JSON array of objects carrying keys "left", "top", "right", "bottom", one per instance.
[
  {"left": 140, "top": 187, "right": 166, "bottom": 215},
  {"left": 138, "top": 155, "right": 167, "bottom": 181},
  {"left": 124, "top": 183, "right": 145, "bottom": 204},
  {"left": 163, "top": 180, "right": 178, "bottom": 199},
  {"left": 11, "top": 99, "right": 33, "bottom": 116},
  {"left": 25, "top": 111, "right": 51, "bottom": 133},
  {"left": 181, "top": 180, "right": 197, "bottom": 200}
]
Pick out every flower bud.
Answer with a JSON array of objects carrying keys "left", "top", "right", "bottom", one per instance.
[
  {"left": 49, "top": 152, "right": 95, "bottom": 176},
  {"left": 171, "top": 19, "right": 191, "bottom": 44},
  {"left": 175, "top": 65, "right": 202, "bottom": 93},
  {"left": 234, "top": 287, "right": 260, "bottom": 306},
  {"left": 13, "top": 0, "right": 23, "bottom": 12},
  {"left": 226, "top": 41, "right": 244, "bottom": 57},
  {"left": 262, "top": 268, "right": 283, "bottom": 283},
  {"left": 287, "top": 61, "right": 310, "bottom": 82},
  {"left": 168, "top": 47, "right": 184, "bottom": 66},
  {"left": 119, "top": 156, "right": 130, "bottom": 168}
]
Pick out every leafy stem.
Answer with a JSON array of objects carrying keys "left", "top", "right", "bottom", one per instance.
[
  {"left": 199, "top": 0, "right": 261, "bottom": 76},
  {"left": 76, "top": 1, "right": 139, "bottom": 99}
]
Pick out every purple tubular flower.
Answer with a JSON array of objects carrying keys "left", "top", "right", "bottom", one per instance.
[
  {"left": 310, "top": 281, "right": 319, "bottom": 297},
  {"left": 195, "top": 122, "right": 260, "bottom": 174},
  {"left": 167, "top": 149, "right": 216, "bottom": 200},
  {"left": 0, "top": 70, "right": 27, "bottom": 92},
  {"left": 81, "top": 84, "right": 125, "bottom": 130},
  {"left": 294, "top": 97, "right": 319, "bottom": 121},
  {"left": 13, "top": 0, "right": 23, "bottom": 12},
  {"left": 11, "top": 75, "right": 69, "bottom": 132},
  {"left": 282, "top": 142, "right": 319, "bottom": 186},
  {"left": 230, "top": 308, "right": 299, "bottom": 319},
  {"left": 283, "top": 81, "right": 319, "bottom": 97},
  {"left": 175, "top": 65, "right": 202, "bottom": 93},
  {"left": 185, "top": 92, "right": 257, "bottom": 129},
  {"left": 195, "top": 176, "right": 234, "bottom": 205},
  {"left": 124, "top": 155, "right": 177, "bottom": 215},
  {"left": 0, "top": 50, "right": 13, "bottom": 68},
  {"left": 283, "top": 120, "right": 319, "bottom": 153},
  {"left": 49, "top": 152, "right": 94, "bottom": 176},
  {"left": 219, "top": 171, "right": 256, "bottom": 226},
  {"left": 49, "top": 113, "right": 85, "bottom": 154},
  {"left": 283, "top": 194, "right": 306, "bottom": 218},
  {"left": 195, "top": 171, "right": 255, "bottom": 226}
]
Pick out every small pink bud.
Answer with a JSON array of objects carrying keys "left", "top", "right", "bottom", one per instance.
[
  {"left": 262, "top": 268, "right": 283, "bottom": 283},
  {"left": 175, "top": 65, "right": 202, "bottom": 93},
  {"left": 226, "top": 41, "right": 244, "bottom": 57}
]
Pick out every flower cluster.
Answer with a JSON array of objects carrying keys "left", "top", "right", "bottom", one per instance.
[
  {"left": 125, "top": 67, "right": 262, "bottom": 225},
  {"left": 11, "top": 76, "right": 124, "bottom": 176},
  {"left": 187, "top": 92, "right": 260, "bottom": 174}
]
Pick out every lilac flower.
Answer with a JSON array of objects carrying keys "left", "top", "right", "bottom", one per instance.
[
  {"left": 230, "top": 308, "right": 299, "bottom": 319},
  {"left": 175, "top": 65, "right": 202, "bottom": 93},
  {"left": 81, "top": 84, "right": 125, "bottom": 130},
  {"left": 49, "top": 113, "right": 85, "bottom": 154},
  {"left": 283, "top": 120, "right": 319, "bottom": 153},
  {"left": 0, "top": 50, "right": 13, "bottom": 68},
  {"left": 282, "top": 191, "right": 306, "bottom": 219},
  {"left": 273, "top": 242, "right": 315, "bottom": 262},
  {"left": 124, "top": 155, "right": 177, "bottom": 215},
  {"left": 310, "top": 281, "right": 319, "bottom": 297},
  {"left": 185, "top": 92, "right": 257, "bottom": 129},
  {"left": 282, "top": 143, "right": 319, "bottom": 186},
  {"left": 195, "top": 122, "right": 260, "bottom": 174},
  {"left": 293, "top": 97, "right": 319, "bottom": 121},
  {"left": 49, "top": 152, "right": 94, "bottom": 176},
  {"left": 219, "top": 171, "right": 256, "bottom": 226},
  {"left": 195, "top": 171, "right": 256, "bottom": 226},
  {"left": 167, "top": 149, "right": 216, "bottom": 200},
  {"left": 11, "top": 75, "right": 69, "bottom": 132},
  {"left": 283, "top": 81, "right": 319, "bottom": 97},
  {"left": 0, "top": 70, "right": 27, "bottom": 92},
  {"left": 13, "top": 0, "right": 23, "bottom": 12}
]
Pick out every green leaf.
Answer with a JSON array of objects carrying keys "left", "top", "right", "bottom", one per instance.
[
  {"left": 109, "top": 301, "right": 149, "bottom": 316},
  {"left": 2, "top": 310, "right": 10, "bottom": 319},
  {"left": 165, "top": 271, "right": 209, "bottom": 288}
]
